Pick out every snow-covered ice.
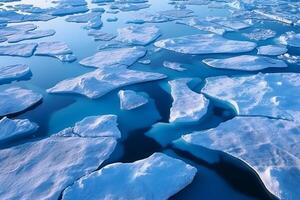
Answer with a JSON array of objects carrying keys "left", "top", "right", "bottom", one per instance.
[
  {"left": 154, "top": 34, "right": 256, "bottom": 54},
  {"left": 203, "top": 55, "right": 287, "bottom": 71},
  {"left": 178, "top": 116, "right": 300, "bottom": 199},
  {"left": 163, "top": 61, "right": 186, "bottom": 71},
  {"left": 257, "top": 45, "right": 287, "bottom": 56},
  {"left": 243, "top": 28, "right": 276, "bottom": 41},
  {"left": 0, "top": 43, "right": 37, "bottom": 57},
  {"left": 62, "top": 153, "right": 197, "bottom": 200},
  {"left": 35, "top": 41, "right": 76, "bottom": 62},
  {"left": 88, "top": 30, "right": 116, "bottom": 41},
  {"left": 116, "top": 25, "right": 160, "bottom": 45},
  {"left": 0, "top": 87, "right": 42, "bottom": 116},
  {"left": 202, "top": 73, "right": 300, "bottom": 121},
  {"left": 110, "top": 3, "right": 150, "bottom": 12},
  {"left": 79, "top": 47, "right": 146, "bottom": 68},
  {"left": 6, "top": 29, "right": 55, "bottom": 43},
  {"left": 169, "top": 78, "right": 209, "bottom": 123},
  {"left": 0, "top": 64, "right": 30, "bottom": 82},
  {"left": 278, "top": 32, "right": 300, "bottom": 48},
  {"left": 118, "top": 90, "right": 148, "bottom": 110},
  {"left": 0, "top": 117, "right": 38, "bottom": 144},
  {"left": 47, "top": 65, "right": 166, "bottom": 98}
]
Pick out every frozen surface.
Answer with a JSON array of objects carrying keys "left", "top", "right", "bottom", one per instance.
[
  {"left": 0, "top": 43, "right": 37, "bottom": 57},
  {"left": 179, "top": 116, "right": 300, "bottom": 199},
  {"left": 169, "top": 78, "right": 209, "bottom": 123},
  {"left": 203, "top": 55, "right": 287, "bottom": 71},
  {"left": 62, "top": 153, "right": 197, "bottom": 200},
  {"left": 257, "top": 45, "right": 287, "bottom": 56},
  {"left": 118, "top": 90, "right": 148, "bottom": 110},
  {"left": 0, "top": 87, "right": 42, "bottom": 116},
  {"left": 163, "top": 61, "right": 186, "bottom": 71},
  {"left": 154, "top": 34, "right": 256, "bottom": 54},
  {"left": 79, "top": 47, "right": 146, "bottom": 68},
  {"left": 116, "top": 25, "right": 160, "bottom": 45},
  {"left": 47, "top": 65, "right": 166, "bottom": 98},
  {"left": 243, "top": 28, "right": 276, "bottom": 41},
  {"left": 202, "top": 73, "right": 300, "bottom": 121},
  {"left": 0, "top": 117, "right": 38, "bottom": 143},
  {"left": 6, "top": 29, "right": 55, "bottom": 43},
  {"left": 0, "top": 64, "right": 30, "bottom": 82},
  {"left": 35, "top": 41, "right": 76, "bottom": 62},
  {"left": 88, "top": 30, "right": 116, "bottom": 41},
  {"left": 278, "top": 32, "right": 300, "bottom": 47}
]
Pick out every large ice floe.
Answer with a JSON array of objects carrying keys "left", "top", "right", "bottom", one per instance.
[
  {"left": 47, "top": 65, "right": 166, "bottom": 99},
  {"left": 0, "top": 87, "right": 42, "bottom": 116},
  {"left": 257, "top": 45, "right": 287, "bottom": 56},
  {"left": 118, "top": 90, "right": 148, "bottom": 110},
  {"left": 0, "top": 117, "right": 38, "bottom": 144},
  {"left": 202, "top": 73, "right": 300, "bottom": 122},
  {"left": 243, "top": 28, "right": 276, "bottom": 41},
  {"left": 116, "top": 25, "right": 161, "bottom": 45},
  {"left": 35, "top": 41, "right": 76, "bottom": 62},
  {"left": 202, "top": 55, "right": 287, "bottom": 71},
  {"left": 154, "top": 34, "right": 256, "bottom": 54},
  {"left": 177, "top": 116, "right": 300, "bottom": 199},
  {"left": 79, "top": 47, "right": 146, "bottom": 68},
  {"left": 62, "top": 153, "right": 197, "bottom": 200},
  {"left": 0, "top": 43, "right": 37, "bottom": 57},
  {"left": 0, "top": 64, "right": 30, "bottom": 82},
  {"left": 278, "top": 32, "right": 300, "bottom": 48},
  {"left": 169, "top": 78, "right": 209, "bottom": 123},
  {"left": 0, "top": 115, "right": 119, "bottom": 200},
  {"left": 6, "top": 29, "right": 56, "bottom": 43}
]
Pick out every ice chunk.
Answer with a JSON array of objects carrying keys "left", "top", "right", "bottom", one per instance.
[
  {"left": 35, "top": 41, "right": 76, "bottom": 62},
  {"left": 66, "top": 12, "right": 101, "bottom": 23},
  {"left": 62, "top": 153, "right": 197, "bottom": 200},
  {"left": 0, "top": 117, "right": 38, "bottom": 143},
  {"left": 118, "top": 90, "right": 148, "bottom": 110},
  {"left": 47, "top": 65, "right": 166, "bottom": 99},
  {"left": 243, "top": 28, "right": 276, "bottom": 41},
  {"left": 0, "top": 43, "right": 37, "bottom": 57},
  {"left": 203, "top": 55, "right": 287, "bottom": 71},
  {"left": 178, "top": 116, "right": 300, "bottom": 199},
  {"left": 257, "top": 45, "right": 287, "bottom": 56},
  {"left": 154, "top": 34, "right": 256, "bottom": 54},
  {"left": 6, "top": 29, "right": 55, "bottom": 43},
  {"left": 278, "top": 53, "right": 300, "bottom": 65},
  {"left": 0, "top": 64, "right": 30, "bottom": 82},
  {"left": 163, "top": 61, "right": 186, "bottom": 71},
  {"left": 88, "top": 30, "right": 115, "bottom": 41},
  {"left": 110, "top": 3, "right": 150, "bottom": 11},
  {"left": 169, "top": 78, "right": 209, "bottom": 123},
  {"left": 138, "top": 59, "right": 151, "bottom": 64},
  {"left": 107, "top": 16, "right": 118, "bottom": 22},
  {"left": 79, "top": 47, "right": 146, "bottom": 68},
  {"left": 202, "top": 73, "right": 300, "bottom": 121},
  {"left": 0, "top": 23, "right": 37, "bottom": 36},
  {"left": 116, "top": 25, "right": 160, "bottom": 45},
  {"left": 0, "top": 130, "right": 117, "bottom": 200},
  {"left": 50, "top": 5, "right": 89, "bottom": 16},
  {"left": 0, "top": 87, "right": 42, "bottom": 116},
  {"left": 278, "top": 32, "right": 300, "bottom": 48}
]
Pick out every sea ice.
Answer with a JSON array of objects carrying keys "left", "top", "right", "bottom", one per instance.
[
  {"left": 0, "top": 87, "right": 42, "bottom": 116},
  {"left": 154, "top": 34, "right": 256, "bottom": 54},
  {"left": 243, "top": 28, "right": 276, "bottom": 41},
  {"left": 116, "top": 25, "right": 160, "bottom": 45},
  {"left": 79, "top": 47, "right": 146, "bottom": 68},
  {"left": 0, "top": 43, "right": 37, "bottom": 57},
  {"left": 47, "top": 65, "right": 166, "bottom": 99},
  {"left": 177, "top": 116, "right": 300, "bottom": 199},
  {"left": 118, "top": 90, "right": 148, "bottom": 110},
  {"left": 0, "top": 64, "right": 30, "bottom": 82},
  {"left": 0, "top": 117, "right": 38, "bottom": 144},
  {"left": 169, "top": 78, "right": 209, "bottom": 123},
  {"left": 278, "top": 53, "right": 300, "bottom": 65},
  {"left": 35, "top": 41, "right": 76, "bottom": 62},
  {"left": 0, "top": 23, "right": 37, "bottom": 36},
  {"left": 203, "top": 55, "right": 287, "bottom": 71},
  {"left": 278, "top": 32, "right": 300, "bottom": 48},
  {"left": 163, "top": 61, "right": 186, "bottom": 71},
  {"left": 6, "top": 29, "right": 55, "bottom": 43},
  {"left": 88, "top": 30, "right": 116, "bottom": 41},
  {"left": 202, "top": 73, "right": 300, "bottom": 121},
  {"left": 62, "top": 153, "right": 197, "bottom": 200},
  {"left": 50, "top": 5, "right": 89, "bottom": 16},
  {"left": 257, "top": 45, "right": 287, "bottom": 56},
  {"left": 110, "top": 3, "right": 150, "bottom": 11}
]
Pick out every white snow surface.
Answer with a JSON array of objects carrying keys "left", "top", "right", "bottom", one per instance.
[{"left": 118, "top": 90, "right": 148, "bottom": 110}]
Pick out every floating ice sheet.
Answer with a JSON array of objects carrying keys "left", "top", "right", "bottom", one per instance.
[
  {"left": 257, "top": 45, "right": 287, "bottom": 56},
  {"left": 0, "top": 64, "right": 30, "bottom": 82},
  {"left": 118, "top": 90, "right": 148, "bottom": 110},
  {"left": 0, "top": 43, "right": 37, "bottom": 57}
]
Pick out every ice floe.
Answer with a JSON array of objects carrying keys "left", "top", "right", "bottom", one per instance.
[
  {"left": 116, "top": 25, "right": 160, "bottom": 45},
  {"left": 243, "top": 28, "right": 276, "bottom": 41},
  {"left": 0, "top": 43, "right": 37, "bottom": 57},
  {"left": 257, "top": 45, "right": 287, "bottom": 56},
  {"left": 0, "top": 117, "right": 38, "bottom": 144},
  {"left": 163, "top": 61, "right": 186, "bottom": 71},
  {"left": 202, "top": 73, "right": 300, "bottom": 121},
  {"left": 118, "top": 90, "right": 148, "bottom": 110},
  {"left": 278, "top": 32, "right": 300, "bottom": 48},
  {"left": 110, "top": 3, "right": 150, "bottom": 12},
  {"left": 35, "top": 41, "right": 76, "bottom": 62},
  {"left": 0, "top": 125, "right": 117, "bottom": 200},
  {"left": 0, "top": 64, "right": 30, "bottom": 82},
  {"left": 62, "top": 153, "right": 197, "bottom": 200},
  {"left": 88, "top": 30, "right": 116, "bottom": 41},
  {"left": 66, "top": 12, "right": 102, "bottom": 29},
  {"left": 278, "top": 53, "right": 300, "bottom": 65},
  {"left": 6, "top": 29, "right": 55, "bottom": 43},
  {"left": 203, "top": 55, "right": 287, "bottom": 71},
  {"left": 47, "top": 65, "right": 166, "bottom": 98},
  {"left": 79, "top": 47, "right": 146, "bottom": 68},
  {"left": 0, "top": 87, "right": 42, "bottom": 116},
  {"left": 169, "top": 78, "right": 209, "bottom": 123},
  {"left": 178, "top": 116, "right": 300, "bottom": 199},
  {"left": 0, "top": 23, "right": 37, "bottom": 36},
  {"left": 154, "top": 34, "right": 256, "bottom": 54}
]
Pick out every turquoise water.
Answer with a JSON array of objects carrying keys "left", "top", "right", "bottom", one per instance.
[{"left": 1, "top": 0, "right": 299, "bottom": 199}]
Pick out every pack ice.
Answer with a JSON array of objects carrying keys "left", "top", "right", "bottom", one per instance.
[
  {"left": 0, "top": 43, "right": 37, "bottom": 57},
  {"left": 0, "top": 64, "right": 30, "bottom": 82},
  {"left": 118, "top": 90, "right": 148, "bottom": 110}
]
